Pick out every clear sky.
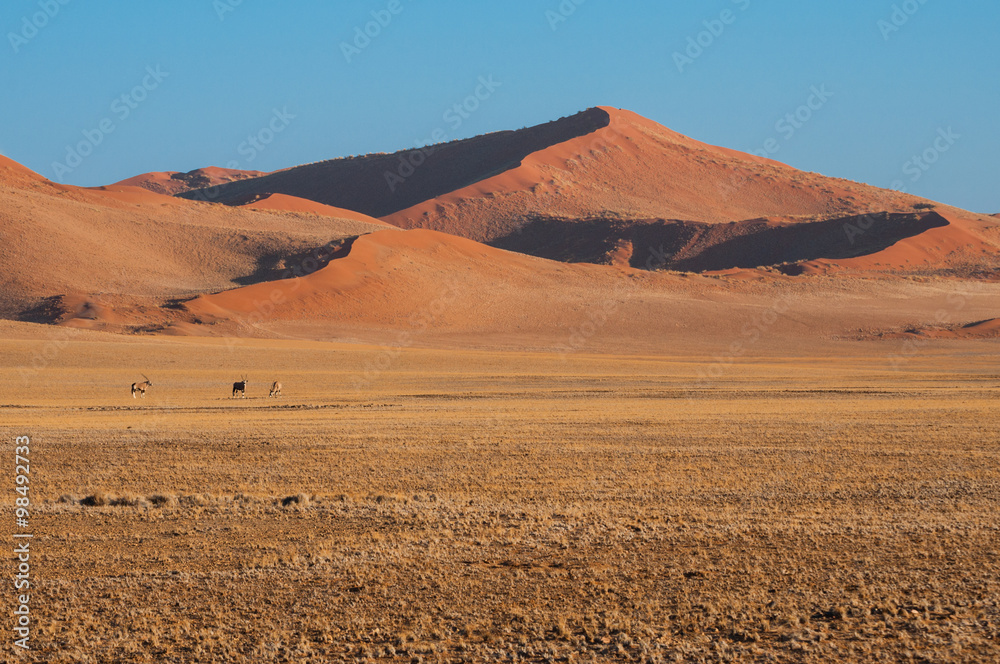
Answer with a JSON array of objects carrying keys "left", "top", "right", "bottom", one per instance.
[{"left": 2, "top": 0, "right": 997, "bottom": 212}]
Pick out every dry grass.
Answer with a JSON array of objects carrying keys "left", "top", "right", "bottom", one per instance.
[{"left": 1, "top": 332, "right": 998, "bottom": 662}]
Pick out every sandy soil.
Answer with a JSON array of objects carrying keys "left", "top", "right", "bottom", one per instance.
[{"left": 1, "top": 327, "right": 998, "bottom": 663}]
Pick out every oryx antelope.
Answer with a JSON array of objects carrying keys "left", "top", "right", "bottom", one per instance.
[
  {"left": 268, "top": 381, "right": 282, "bottom": 397},
  {"left": 232, "top": 377, "right": 249, "bottom": 398},
  {"left": 131, "top": 374, "right": 152, "bottom": 399}
]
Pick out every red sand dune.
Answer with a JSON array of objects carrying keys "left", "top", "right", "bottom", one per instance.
[
  {"left": 5, "top": 97, "right": 999, "bottom": 349},
  {"left": 1, "top": 154, "right": 46, "bottom": 182},
  {"left": 115, "top": 166, "right": 266, "bottom": 196},
  {"left": 240, "top": 193, "right": 395, "bottom": 228},
  {"left": 961, "top": 318, "right": 1000, "bottom": 337},
  {"left": 185, "top": 228, "right": 587, "bottom": 327},
  {"left": 177, "top": 107, "right": 926, "bottom": 240},
  {"left": 181, "top": 228, "right": 1000, "bottom": 352},
  {"left": 0, "top": 157, "right": 391, "bottom": 324},
  {"left": 483, "top": 210, "right": 999, "bottom": 274},
  {"left": 176, "top": 109, "right": 613, "bottom": 217},
  {"left": 382, "top": 107, "right": 929, "bottom": 243},
  {"left": 181, "top": 227, "right": 767, "bottom": 342},
  {"left": 383, "top": 108, "right": 948, "bottom": 246},
  {"left": 166, "top": 107, "right": 1000, "bottom": 274},
  {"left": 879, "top": 317, "right": 1000, "bottom": 340},
  {"left": 802, "top": 210, "right": 999, "bottom": 274}
]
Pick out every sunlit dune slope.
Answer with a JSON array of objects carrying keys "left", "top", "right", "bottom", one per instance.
[
  {"left": 115, "top": 166, "right": 266, "bottom": 196},
  {"left": 0, "top": 156, "right": 389, "bottom": 320}
]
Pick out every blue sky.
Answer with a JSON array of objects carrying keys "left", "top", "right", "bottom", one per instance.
[{"left": 2, "top": 0, "right": 997, "bottom": 212}]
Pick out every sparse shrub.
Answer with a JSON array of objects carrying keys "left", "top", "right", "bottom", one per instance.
[
  {"left": 178, "top": 494, "right": 210, "bottom": 507},
  {"left": 148, "top": 494, "right": 175, "bottom": 508},
  {"left": 80, "top": 492, "right": 108, "bottom": 507},
  {"left": 109, "top": 494, "right": 148, "bottom": 507},
  {"left": 282, "top": 493, "right": 311, "bottom": 508}
]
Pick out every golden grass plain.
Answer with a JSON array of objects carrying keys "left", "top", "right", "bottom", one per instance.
[{"left": 1, "top": 326, "right": 998, "bottom": 663}]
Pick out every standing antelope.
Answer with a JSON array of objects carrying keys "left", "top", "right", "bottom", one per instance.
[
  {"left": 131, "top": 374, "right": 152, "bottom": 399},
  {"left": 269, "top": 381, "right": 282, "bottom": 397},
  {"left": 232, "top": 377, "right": 249, "bottom": 398}
]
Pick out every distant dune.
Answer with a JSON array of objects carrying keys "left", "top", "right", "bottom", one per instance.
[
  {"left": 3, "top": 104, "right": 999, "bottom": 346},
  {"left": 0, "top": 155, "right": 388, "bottom": 323},
  {"left": 178, "top": 108, "right": 612, "bottom": 217},
  {"left": 382, "top": 107, "right": 925, "bottom": 240},
  {"left": 116, "top": 166, "right": 266, "bottom": 196},
  {"left": 180, "top": 107, "right": 925, "bottom": 231},
  {"left": 238, "top": 193, "right": 395, "bottom": 228},
  {"left": 171, "top": 107, "right": 997, "bottom": 274},
  {"left": 180, "top": 228, "right": 1000, "bottom": 352}
]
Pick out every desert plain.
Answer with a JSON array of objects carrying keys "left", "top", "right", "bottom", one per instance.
[
  {"left": 2, "top": 106, "right": 999, "bottom": 662},
  {"left": 2, "top": 319, "right": 999, "bottom": 663}
]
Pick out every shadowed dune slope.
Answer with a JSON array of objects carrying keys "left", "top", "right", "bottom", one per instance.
[
  {"left": 495, "top": 211, "right": 1000, "bottom": 274},
  {"left": 179, "top": 108, "right": 612, "bottom": 218}
]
